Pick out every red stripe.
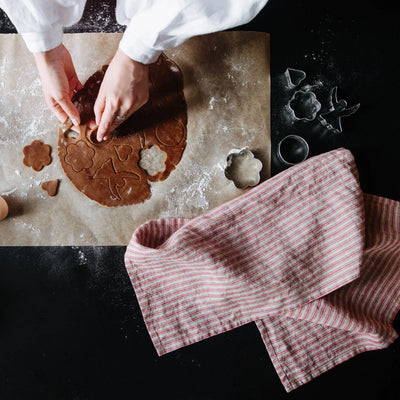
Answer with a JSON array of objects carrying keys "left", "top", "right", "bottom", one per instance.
[{"left": 131, "top": 214, "right": 362, "bottom": 310}]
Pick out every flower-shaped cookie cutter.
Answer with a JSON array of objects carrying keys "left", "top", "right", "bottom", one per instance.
[
  {"left": 287, "top": 90, "right": 322, "bottom": 122},
  {"left": 224, "top": 147, "right": 263, "bottom": 189}
]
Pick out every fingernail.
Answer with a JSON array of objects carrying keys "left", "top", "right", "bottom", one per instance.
[{"left": 72, "top": 118, "right": 79, "bottom": 126}]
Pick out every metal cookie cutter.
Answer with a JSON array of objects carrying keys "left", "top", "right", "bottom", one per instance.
[
  {"left": 284, "top": 68, "right": 307, "bottom": 88},
  {"left": 224, "top": 147, "right": 263, "bottom": 189},
  {"left": 277, "top": 135, "right": 309, "bottom": 166},
  {"left": 317, "top": 87, "right": 360, "bottom": 134},
  {"left": 287, "top": 90, "right": 322, "bottom": 122}
]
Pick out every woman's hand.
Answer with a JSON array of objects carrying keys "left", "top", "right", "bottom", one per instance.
[
  {"left": 93, "top": 47, "right": 149, "bottom": 142},
  {"left": 33, "top": 44, "right": 83, "bottom": 126}
]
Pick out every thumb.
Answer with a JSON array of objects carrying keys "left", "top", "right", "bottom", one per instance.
[{"left": 58, "top": 97, "right": 81, "bottom": 126}]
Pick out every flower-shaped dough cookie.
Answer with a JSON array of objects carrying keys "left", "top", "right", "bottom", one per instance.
[{"left": 22, "top": 140, "right": 52, "bottom": 171}]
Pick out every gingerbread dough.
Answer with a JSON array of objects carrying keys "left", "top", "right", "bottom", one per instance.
[
  {"left": 41, "top": 179, "right": 60, "bottom": 197},
  {"left": 57, "top": 54, "right": 187, "bottom": 207},
  {"left": 23, "top": 140, "right": 52, "bottom": 171}
]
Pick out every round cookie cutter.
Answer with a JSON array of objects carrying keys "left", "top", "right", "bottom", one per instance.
[{"left": 277, "top": 135, "right": 309, "bottom": 166}]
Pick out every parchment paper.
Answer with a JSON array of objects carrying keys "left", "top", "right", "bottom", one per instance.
[{"left": 0, "top": 32, "right": 270, "bottom": 246}]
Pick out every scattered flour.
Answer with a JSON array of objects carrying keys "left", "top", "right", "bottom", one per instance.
[
  {"left": 209, "top": 96, "right": 227, "bottom": 110},
  {"left": 77, "top": 250, "right": 88, "bottom": 265},
  {"left": 12, "top": 219, "right": 41, "bottom": 236},
  {"left": 65, "top": 1, "right": 124, "bottom": 33},
  {"left": 162, "top": 164, "right": 214, "bottom": 216},
  {"left": 71, "top": 246, "right": 89, "bottom": 266},
  {"left": 0, "top": 187, "right": 17, "bottom": 196}
]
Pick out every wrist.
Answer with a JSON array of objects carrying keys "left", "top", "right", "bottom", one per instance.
[
  {"left": 113, "top": 47, "right": 149, "bottom": 82},
  {"left": 118, "top": 33, "right": 162, "bottom": 65},
  {"left": 21, "top": 25, "right": 63, "bottom": 54},
  {"left": 115, "top": 47, "right": 146, "bottom": 68},
  {"left": 33, "top": 44, "right": 64, "bottom": 64}
]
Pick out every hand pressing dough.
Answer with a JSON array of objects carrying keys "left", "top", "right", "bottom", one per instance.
[
  {"left": 58, "top": 54, "right": 187, "bottom": 207},
  {"left": 23, "top": 140, "right": 52, "bottom": 171},
  {"left": 41, "top": 179, "right": 60, "bottom": 197}
]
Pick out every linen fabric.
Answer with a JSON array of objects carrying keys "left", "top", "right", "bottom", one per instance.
[
  {"left": 257, "top": 194, "right": 400, "bottom": 391},
  {"left": 124, "top": 148, "right": 400, "bottom": 391},
  {"left": 0, "top": 0, "right": 268, "bottom": 63}
]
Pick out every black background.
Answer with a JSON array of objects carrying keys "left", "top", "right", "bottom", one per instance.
[{"left": 1, "top": 1, "right": 399, "bottom": 399}]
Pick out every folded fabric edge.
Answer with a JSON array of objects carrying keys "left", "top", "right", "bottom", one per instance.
[
  {"left": 123, "top": 148, "right": 363, "bottom": 356},
  {"left": 256, "top": 193, "right": 400, "bottom": 392},
  {"left": 258, "top": 317, "right": 399, "bottom": 393}
]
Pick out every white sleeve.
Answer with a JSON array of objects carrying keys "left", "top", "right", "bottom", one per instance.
[
  {"left": 0, "top": 0, "right": 86, "bottom": 52},
  {"left": 116, "top": 0, "right": 269, "bottom": 64}
]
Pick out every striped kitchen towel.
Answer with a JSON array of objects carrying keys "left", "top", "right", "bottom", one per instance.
[
  {"left": 257, "top": 194, "right": 400, "bottom": 391},
  {"left": 124, "top": 148, "right": 400, "bottom": 391}
]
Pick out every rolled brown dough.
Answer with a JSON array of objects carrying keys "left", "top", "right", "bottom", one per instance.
[{"left": 57, "top": 54, "right": 187, "bottom": 207}]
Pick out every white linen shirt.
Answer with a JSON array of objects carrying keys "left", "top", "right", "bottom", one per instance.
[{"left": 0, "top": 0, "right": 268, "bottom": 64}]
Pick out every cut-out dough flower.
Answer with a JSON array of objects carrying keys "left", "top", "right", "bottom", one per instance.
[
  {"left": 224, "top": 147, "right": 263, "bottom": 189},
  {"left": 22, "top": 140, "right": 52, "bottom": 171},
  {"left": 65, "top": 141, "right": 95, "bottom": 173}
]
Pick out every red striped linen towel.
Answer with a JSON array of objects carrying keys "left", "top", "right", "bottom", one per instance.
[
  {"left": 124, "top": 148, "right": 400, "bottom": 391},
  {"left": 125, "top": 148, "right": 364, "bottom": 347},
  {"left": 257, "top": 193, "right": 400, "bottom": 391}
]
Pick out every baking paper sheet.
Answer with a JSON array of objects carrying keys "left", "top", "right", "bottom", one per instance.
[{"left": 0, "top": 31, "right": 270, "bottom": 245}]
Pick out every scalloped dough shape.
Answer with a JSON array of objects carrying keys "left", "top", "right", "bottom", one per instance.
[{"left": 23, "top": 140, "right": 52, "bottom": 171}]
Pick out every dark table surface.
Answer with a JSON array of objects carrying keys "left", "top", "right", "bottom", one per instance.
[{"left": 1, "top": 1, "right": 399, "bottom": 399}]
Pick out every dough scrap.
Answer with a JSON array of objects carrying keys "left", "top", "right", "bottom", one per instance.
[
  {"left": 23, "top": 140, "right": 52, "bottom": 171},
  {"left": 57, "top": 54, "right": 187, "bottom": 207},
  {"left": 41, "top": 179, "right": 60, "bottom": 197}
]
